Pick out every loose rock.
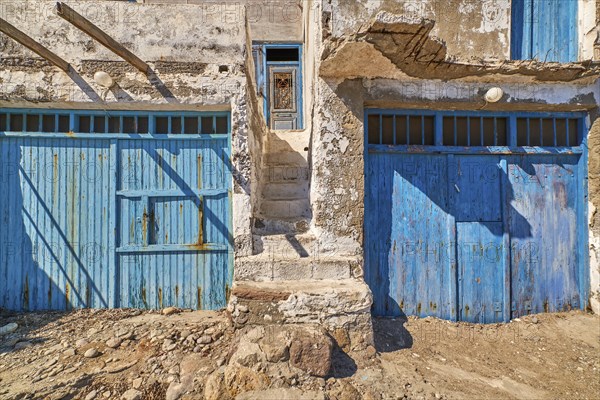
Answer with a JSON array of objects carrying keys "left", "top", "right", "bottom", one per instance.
[
  {"left": 84, "top": 348, "right": 100, "bottom": 358},
  {"left": 162, "top": 307, "right": 179, "bottom": 316},
  {"left": 0, "top": 323, "right": 18, "bottom": 336},
  {"left": 121, "top": 389, "right": 142, "bottom": 400}
]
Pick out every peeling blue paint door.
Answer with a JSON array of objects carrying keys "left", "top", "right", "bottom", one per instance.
[
  {"left": 0, "top": 110, "right": 232, "bottom": 311},
  {"left": 365, "top": 110, "right": 588, "bottom": 323},
  {"left": 511, "top": 0, "right": 579, "bottom": 62},
  {"left": 116, "top": 138, "right": 232, "bottom": 310}
]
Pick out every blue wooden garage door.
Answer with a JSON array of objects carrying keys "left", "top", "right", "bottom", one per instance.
[
  {"left": 0, "top": 109, "right": 232, "bottom": 311},
  {"left": 364, "top": 110, "right": 588, "bottom": 323}
]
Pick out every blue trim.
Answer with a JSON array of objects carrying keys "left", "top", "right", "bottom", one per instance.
[
  {"left": 252, "top": 42, "right": 303, "bottom": 129},
  {"left": 367, "top": 145, "right": 585, "bottom": 155},
  {"left": 365, "top": 109, "right": 587, "bottom": 151},
  {"left": 579, "top": 116, "right": 590, "bottom": 310},
  {"left": 0, "top": 108, "right": 231, "bottom": 136},
  {"left": 511, "top": 0, "right": 578, "bottom": 62}
]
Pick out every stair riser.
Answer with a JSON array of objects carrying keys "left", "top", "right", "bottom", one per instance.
[
  {"left": 262, "top": 166, "right": 310, "bottom": 183},
  {"left": 253, "top": 234, "right": 316, "bottom": 257},
  {"left": 234, "top": 260, "right": 353, "bottom": 281},
  {"left": 261, "top": 199, "right": 310, "bottom": 218},
  {"left": 265, "top": 152, "right": 308, "bottom": 166},
  {"left": 253, "top": 218, "right": 310, "bottom": 235},
  {"left": 262, "top": 182, "right": 309, "bottom": 199}
]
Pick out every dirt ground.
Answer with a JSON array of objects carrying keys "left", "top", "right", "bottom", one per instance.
[{"left": 0, "top": 309, "right": 598, "bottom": 400}]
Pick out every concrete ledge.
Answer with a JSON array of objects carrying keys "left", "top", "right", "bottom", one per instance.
[{"left": 234, "top": 256, "right": 358, "bottom": 281}]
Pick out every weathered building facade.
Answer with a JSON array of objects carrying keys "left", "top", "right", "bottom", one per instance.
[{"left": 1, "top": 0, "right": 599, "bottom": 343}]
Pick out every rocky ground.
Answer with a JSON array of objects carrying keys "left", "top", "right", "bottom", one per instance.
[{"left": 0, "top": 309, "right": 598, "bottom": 400}]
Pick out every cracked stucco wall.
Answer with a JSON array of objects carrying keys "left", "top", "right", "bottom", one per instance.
[
  {"left": 0, "top": 0, "right": 255, "bottom": 257},
  {"left": 325, "top": 0, "right": 511, "bottom": 62}
]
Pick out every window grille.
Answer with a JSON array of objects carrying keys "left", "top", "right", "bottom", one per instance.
[
  {"left": 366, "top": 110, "right": 584, "bottom": 148},
  {"left": 0, "top": 110, "right": 230, "bottom": 135}
]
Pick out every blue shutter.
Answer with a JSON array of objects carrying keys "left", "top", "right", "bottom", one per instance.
[{"left": 511, "top": 0, "right": 578, "bottom": 62}]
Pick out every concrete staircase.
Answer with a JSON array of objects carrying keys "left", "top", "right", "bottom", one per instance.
[
  {"left": 230, "top": 130, "right": 374, "bottom": 350},
  {"left": 254, "top": 130, "right": 311, "bottom": 236},
  {"left": 235, "top": 130, "right": 355, "bottom": 281}
]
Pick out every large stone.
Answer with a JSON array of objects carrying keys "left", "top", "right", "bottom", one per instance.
[
  {"left": 289, "top": 327, "right": 333, "bottom": 377},
  {"left": 204, "top": 367, "right": 230, "bottom": 400},
  {"left": 0, "top": 323, "right": 18, "bottom": 336},
  {"left": 327, "top": 381, "right": 362, "bottom": 400},
  {"left": 121, "top": 389, "right": 142, "bottom": 400},
  {"left": 224, "top": 365, "right": 270, "bottom": 397},
  {"left": 237, "top": 388, "right": 326, "bottom": 400},
  {"left": 258, "top": 327, "right": 290, "bottom": 363},
  {"left": 205, "top": 365, "right": 270, "bottom": 400},
  {"left": 229, "top": 341, "right": 265, "bottom": 367}
]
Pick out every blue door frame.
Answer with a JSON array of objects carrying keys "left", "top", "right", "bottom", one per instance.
[
  {"left": 364, "top": 109, "right": 589, "bottom": 322},
  {"left": 0, "top": 108, "right": 233, "bottom": 311},
  {"left": 252, "top": 43, "right": 303, "bottom": 129}
]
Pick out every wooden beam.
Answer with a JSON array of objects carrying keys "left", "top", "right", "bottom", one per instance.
[
  {"left": 0, "top": 18, "right": 70, "bottom": 72},
  {"left": 55, "top": 2, "right": 149, "bottom": 74}
]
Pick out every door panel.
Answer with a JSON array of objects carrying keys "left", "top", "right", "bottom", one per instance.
[
  {"left": 268, "top": 65, "right": 299, "bottom": 129},
  {"left": 457, "top": 222, "right": 507, "bottom": 323},
  {"left": 450, "top": 155, "right": 502, "bottom": 222},
  {"left": 116, "top": 138, "right": 231, "bottom": 310},
  {"left": 366, "top": 153, "right": 455, "bottom": 319},
  {"left": 507, "top": 155, "right": 581, "bottom": 316}
]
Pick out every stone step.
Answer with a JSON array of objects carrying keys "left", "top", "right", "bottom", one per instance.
[
  {"left": 262, "top": 166, "right": 310, "bottom": 183},
  {"left": 252, "top": 233, "right": 316, "bottom": 258},
  {"left": 253, "top": 217, "right": 310, "bottom": 235},
  {"left": 228, "top": 278, "right": 374, "bottom": 349},
  {"left": 267, "top": 130, "right": 310, "bottom": 154},
  {"left": 234, "top": 257, "right": 358, "bottom": 282},
  {"left": 260, "top": 199, "right": 310, "bottom": 219},
  {"left": 262, "top": 181, "right": 309, "bottom": 200},
  {"left": 264, "top": 151, "right": 308, "bottom": 166}
]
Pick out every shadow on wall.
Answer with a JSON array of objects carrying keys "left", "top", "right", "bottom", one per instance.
[
  {"left": 0, "top": 146, "right": 65, "bottom": 353},
  {"left": 0, "top": 145, "right": 105, "bottom": 313}
]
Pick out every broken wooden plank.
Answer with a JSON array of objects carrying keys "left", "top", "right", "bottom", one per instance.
[
  {"left": 55, "top": 2, "right": 149, "bottom": 74},
  {"left": 0, "top": 18, "right": 70, "bottom": 71}
]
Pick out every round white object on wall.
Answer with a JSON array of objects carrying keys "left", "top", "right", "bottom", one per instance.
[
  {"left": 94, "top": 71, "right": 114, "bottom": 88},
  {"left": 484, "top": 87, "right": 504, "bottom": 103}
]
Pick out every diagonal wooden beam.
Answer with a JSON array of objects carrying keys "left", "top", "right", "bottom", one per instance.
[
  {"left": 55, "top": 2, "right": 149, "bottom": 74},
  {"left": 0, "top": 18, "right": 70, "bottom": 72}
]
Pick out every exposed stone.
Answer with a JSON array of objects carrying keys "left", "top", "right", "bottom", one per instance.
[
  {"left": 75, "top": 339, "right": 89, "bottom": 348},
  {"left": 230, "top": 341, "right": 265, "bottom": 367},
  {"left": 205, "top": 365, "right": 270, "bottom": 400},
  {"left": 106, "top": 338, "right": 122, "bottom": 349},
  {"left": 289, "top": 327, "right": 333, "bottom": 377},
  {"left": 258, "top": 327, "right": 291, "bottom": 363},
  {"left": 14, "top": 341, "right": 32, "bottom": 350},
  {"left": 162, "top": 307, "right": 179, "bottom": 316},
  {"left": 121, "top": 389, "right": 142, "bottom": 400},
  {"left": 85, "top": 390, "right": 97, "bottom": 400},
  {"left": 237, "top": 388, "right": 325, "bottom": 400},
  {"left": 331, "top": 328, "right": 351, "bottom": 352},
  {"left": 84, "top": 348, "right": 100, "bottom": 358},
  {"left": 328, "top": 380, "right": 362, "bottom": 400},
  {"left": 0, "top": 323, "right": 18, "bottom": 336},
  {"left": 63, "top": 348, "right": 76, "bottom": 356},
  {"left": 197, "top": 335, "right": 213, "bottom": 345}
]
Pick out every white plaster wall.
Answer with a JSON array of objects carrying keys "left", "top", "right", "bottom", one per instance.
[
  {"left": 580, "top": 0, "right": 599, "bottom": 61},
  {"left": 326, "top": 0, "right": 511, "bottom": 62}
]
